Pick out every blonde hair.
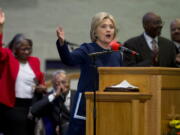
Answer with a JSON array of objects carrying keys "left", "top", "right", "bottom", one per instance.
[{"left": 90, "top": 12, "right": 118, "bottom": 42}]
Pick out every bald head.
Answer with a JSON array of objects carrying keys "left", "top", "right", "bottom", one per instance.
[
  {"left": 170, "top": 18, "right": 180, "bottom": 43},
  {"left": 143, "top": 12, "right": 159, "bottom": 25},
  {"left": 142, "top": 12, "right": 163, "bottom": 38}
]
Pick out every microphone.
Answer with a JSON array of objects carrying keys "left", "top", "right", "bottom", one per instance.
[
  {"left": 109, "top": 41, "right": 139, "bottom": 56},
  {"left": 88, "top": 50, "right": 113, "bottom": 57},
  {"left": 64, "top": 40, "right": 79, "bottom": 47}
]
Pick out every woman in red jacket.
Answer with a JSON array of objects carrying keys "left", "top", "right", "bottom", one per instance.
[{"left": 0, "top": 9, "right": 46, "bottom": 135}]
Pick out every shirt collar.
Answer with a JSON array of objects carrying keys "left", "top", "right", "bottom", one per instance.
[
  {"left": 143, "top": 32, "right": 158, "bottom": 50},
  {"left": 66, "top": 90, "right": 71, "bottom": 98},
  {"left": 173, "top": 41, "right": 180, "bottom": 49},
  {"left": 144, "top": 32, "right": 158, "bottom": 42}
]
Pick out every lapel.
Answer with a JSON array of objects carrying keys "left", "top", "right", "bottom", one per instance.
[
  {"left": 157, "top": 37, "right": 164, "bottom": 53},
  {"left": 55, "top": 95, "right": 70, "bottom": 114},
  {"left": 138, "top": 34, "right": 153, "bottom": 58},
  {"left": 139, "top": 34, "right": 152, "bottom": 52}
]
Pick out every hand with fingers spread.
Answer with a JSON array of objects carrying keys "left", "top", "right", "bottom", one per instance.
[{"left": 56, "top": 26, "right": 65, "bottom": 45}]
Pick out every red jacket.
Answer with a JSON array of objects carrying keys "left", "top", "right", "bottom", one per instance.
[{"left": 0, "top": 33, "right": 45, "bottom": 107}]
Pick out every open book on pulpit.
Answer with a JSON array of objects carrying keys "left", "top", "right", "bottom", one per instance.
[{"left": 104, "top": 80, "right": 139, "bottom": 92}]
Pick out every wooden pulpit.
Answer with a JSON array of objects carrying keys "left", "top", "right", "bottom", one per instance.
[
  {"left": 86, "top": 92, "right": 151, "bottom": 135},
  {"left": 85, "top": 67, "right": 180, "bottom": 135}
]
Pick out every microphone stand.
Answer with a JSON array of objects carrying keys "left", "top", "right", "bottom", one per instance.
[
  {"left": 91, "top": 55, "right": 97, "bottom": 135},
  {"left": 88, "top": 50, "right": 112, "bottom": 135}
]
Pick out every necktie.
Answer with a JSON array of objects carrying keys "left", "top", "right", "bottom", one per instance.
[
  {"left": 151, "top": 39, "right": 159, "bottom": 66},
  {"left": 151, "top": 39, "right": 159, "bottom": 53}
]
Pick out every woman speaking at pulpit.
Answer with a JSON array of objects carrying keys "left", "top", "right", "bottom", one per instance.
[{"left": 55, "top": 11, "right": 123, "bottom": 135}]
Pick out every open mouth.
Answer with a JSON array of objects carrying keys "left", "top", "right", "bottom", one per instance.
[{"left": 105, "top": 34, "right": 111, "bottom": 38}]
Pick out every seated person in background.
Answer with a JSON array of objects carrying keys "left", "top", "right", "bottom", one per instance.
[
  {"left": 31, "top": 70, "right": 76, "bottom": 135},
  {"left": 123, "top": 12, "right": 176, "bottom": 67},
  {"left": 0, "top": 9, "right": 46, "bottom": 135},
  {"left": 170, "top": 18, "right": 180, "bottom": 67}
]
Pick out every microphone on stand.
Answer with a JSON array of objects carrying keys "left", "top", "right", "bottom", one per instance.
[
  {"left": 64, "top": 40, "right": 79, "bottom": 51},
  {"left": 64, "top": 40, "right": 79, "bottom": 47},
  {"left": 88, "top": 50, "right": 113, "bottom": 57},
  {"left": 109, "top": 41, "right": 139, "bottom": 56}
]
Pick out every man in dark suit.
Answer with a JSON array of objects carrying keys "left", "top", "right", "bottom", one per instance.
[
  {"left": 123, "top": 12, "right": 176, "bottom": 67},
  {"left": 31, "top": 70, "right": 76, "bottom": 135},
  {"left": 170, "top": 18, "right": 180, "bottom": 67}
]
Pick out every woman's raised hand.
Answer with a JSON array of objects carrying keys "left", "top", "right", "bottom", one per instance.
[
  {"left": 56, "top": 26, "right": 65, "bottom": 45},
  {"left": 0, "top": 8, "right": 5, "bottom": 25}
]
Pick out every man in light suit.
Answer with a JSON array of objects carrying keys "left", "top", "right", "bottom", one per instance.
[
  {"left": 31, "top": 70, "right": 76, "bottom": 135},
  {"left": 170, "top": 18, "right": 180, "bottom": 67},
  {"left": 123, "top": 12, "right": 176, "bottom": 67}
]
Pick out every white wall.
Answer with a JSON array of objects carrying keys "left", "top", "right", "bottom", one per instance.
[{"left": 1, "top": 0, "right": 180, "bottom": 72}]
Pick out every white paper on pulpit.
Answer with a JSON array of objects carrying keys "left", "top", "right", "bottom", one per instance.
[{"left": 110, "top": 80, "right": 138, "bottom": 89}]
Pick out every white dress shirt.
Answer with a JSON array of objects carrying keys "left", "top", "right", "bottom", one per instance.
[{"left": 143, "top": 32, "right": 158, "bottom": 51}]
